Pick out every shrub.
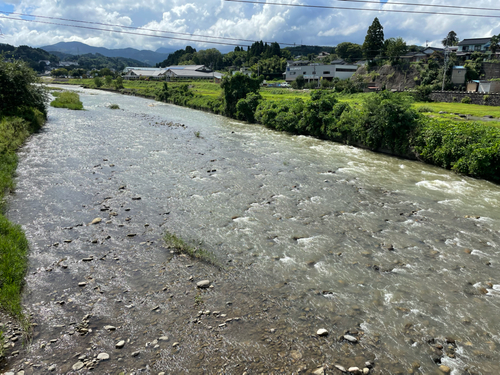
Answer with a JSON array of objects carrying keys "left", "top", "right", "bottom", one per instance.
[
  {"left": 94, "top": 77, "right": 103, "bottom": 88},
  {"left": 236, "top": 92, "right": 261, "bottom": 123},
  {"left": 414, "top": 119, "right": 500, "bottom": 181},
  {"left": 50, "top": 91, "right": 84, "bottom": 110},
  {"left": 461, "top": 96, "right": 472, "bottom": 104},
  {"left": 417, "top": 106, "right": 434, "bottom": 113},
  {"left": 483, "top": 95, "right": 490, "bottom": 103}
]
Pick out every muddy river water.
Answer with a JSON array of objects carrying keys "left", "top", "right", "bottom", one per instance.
[{"left": 3, "top": 86, "right": 500, "bottom": 375}]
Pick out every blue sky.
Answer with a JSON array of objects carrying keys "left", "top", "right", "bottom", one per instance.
[{"left": 0, "top": 0, "right": 499, "bottom": 52}]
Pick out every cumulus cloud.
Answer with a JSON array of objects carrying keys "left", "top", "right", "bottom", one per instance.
[{"left": 0, "top": 0, "right": 499, "bottom": 51}]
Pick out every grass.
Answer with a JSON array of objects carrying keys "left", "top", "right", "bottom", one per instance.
[
  {"left": 50, "top": 91, "right": 84, "bottom": 110},
  {"left": 0, "top": 115, "right": 41, "bottom": 353},
  {"left": 108, "top": 104, "right": 120, "bottom": 109},
  {"left": 413, "top": 101, "right": 500, "bottom": 119},
  {"left": 163, "top": 231, "right": 218, "bottom": 266}
]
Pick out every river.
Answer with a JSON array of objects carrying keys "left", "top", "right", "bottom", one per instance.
[{"left": 3, "top": 86, "right": 500, "bottom": 375}]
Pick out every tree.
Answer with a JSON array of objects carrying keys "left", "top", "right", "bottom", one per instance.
[
  {"left": 94, "top": 77, "right": 103, "bottom": 88},
  {"left": 292, "top": 75, "right": 305, "bottom": 89},
  {"left": 51, "top": 68, "right": 68, "bottom": 77},
  {"left": 442, "top": 31, "right": 459, "bottom": 47},
  {"left": 336, "top": 42, "right": 363, "bottom": 62},
  {"left": 384, "top": 37, "right": 408, "bottom": 64},
  {"left": 490, "top": 35, "right": 500, "bottom": 57},
  {"left": 220, "top": 72, "right": 262, "bottom": 117},
  {"left": 0, "top": 59, "right": 48, "bottom": 118},
  {"left": 362, "top": 18, "right": 385, "bottom": 60}
]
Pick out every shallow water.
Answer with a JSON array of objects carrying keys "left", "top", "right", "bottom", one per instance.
[{"left": 5, "top": 86, "right": 500, "bottom": 374}]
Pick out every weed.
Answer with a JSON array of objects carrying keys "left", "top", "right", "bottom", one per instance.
[
  {"left": 194, "top": 131, "right": 201, "bottom": 138},
  {"left": 163, "top": 231, "right": 218, "bottom": 266},
  {"left": 50, "top": 91, "right": 83, "bottom": 110},
  {"left": 108, "top": 104, "right": 120, "bottom": 109}
]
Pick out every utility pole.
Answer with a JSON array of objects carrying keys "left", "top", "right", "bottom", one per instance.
[{"left": 442, "top": 47, "right": 449, "bottom": 91}]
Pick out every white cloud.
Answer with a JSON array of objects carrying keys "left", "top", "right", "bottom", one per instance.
[{"left": 0, "top": 0, "right": 499, "bottom": 52}]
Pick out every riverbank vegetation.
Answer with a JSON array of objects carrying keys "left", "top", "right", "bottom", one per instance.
[
  {"left": 0, "top": 60, "right": 47, "bottom": 327},
  {"left": 163, "top": 231, "right": 219, "bottom": 267},
  {"left": 63, "top": 76, "right": 500, "bottom": 181},
  {"left": 50, "top": 90, "right": 84, "bottom": 110}
]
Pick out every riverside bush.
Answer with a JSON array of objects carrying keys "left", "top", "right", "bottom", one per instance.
[
  {"left": 414, "top": 119, "right": 500, "bottom": 181},
  {"left": 256, "top": 90, "right": 420, "bottom": 155}
]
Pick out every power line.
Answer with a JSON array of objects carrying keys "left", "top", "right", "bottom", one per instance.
[
  {"left": 313, "top": 0, "right": 500, "bottom": 12},
  {"left": 224, "top": 0, "right": 500, "bottom": 18},
  {"left": 0, "top": 11, "right": 295, "bottom": 46},
  {"left": 0, "top": 15, "right": 253, "bottom": 47}
]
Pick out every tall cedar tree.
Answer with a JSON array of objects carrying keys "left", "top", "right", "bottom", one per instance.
[
  {"left": 362, "top": 18, "right": 384, "bottom": 60},
  {"left": 442, "top": 31, "right": 459, "bottom": 47}
]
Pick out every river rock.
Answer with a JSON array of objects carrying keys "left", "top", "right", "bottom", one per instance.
[
  {"left": 312, "top": 367, "right": 325, "bottom": 375},
  {"left": 90, "top": 218, "right": 102, "bottom": 225},
  {"left": 116, "top": 340, "right": 125, "bottom": 348},
  {"left": 197, "top": 280, "right": 210, "bottom": 288},
  {"left": 48, "top": 364, "right": 56, "bottom": 371},
  {"left": 334, "top": 364, "right": 347, "bottom": 372},
  {"left": 104, "top": 325, "right": 116, "bottom": 331},
  {"left": 316, "top": 328, "right": 328, "bottom": 336},
  {"left": 348, "top": 367, "right": 361, "bottom": 374},
  {"left": 158, "top": 336, "right": 169, "bottom": 341},
  {"left": 78, "top": 282, "right": 87, "bottom": 287},
  {"left": 97, "top": 353, "right": 109, "bottom": 360},
  {"left": 363, "top": 368, "right": 370, "bottom": 374},
  {"left": 439, "top": 365, "right": 451, "bottom": 373},
  {"left": 344, "top": 334, "right": 358, "bottom": 343},
  {"left": 72, "top": 361, "right": 84, "bottom": 371}
]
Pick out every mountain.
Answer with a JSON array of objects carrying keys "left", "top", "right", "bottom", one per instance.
[{"left": 40, "top": 41, "right": 170, "bottom": 66}]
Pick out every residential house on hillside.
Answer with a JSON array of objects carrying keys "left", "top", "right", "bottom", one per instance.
[
  {"left": 284, "top": 60, "right": 358, "bottom": 83},
  {"left": 400, "top": 46, "right": 445, "bottom": 62},
  {"left": 457, "top": 37, "right": 492, "bottom": 57}
]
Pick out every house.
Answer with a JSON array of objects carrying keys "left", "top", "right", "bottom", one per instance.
[
  {"left": 400, "top": 47, "right": 445, "bottom": 63},
  {"left": 478, "top": 80, "right": 500, "bottom": 93},
  {"left": 283, "top": 60, "right": 358, "bottom": 83},
  {"left": 466, "top": 80, "right": 500, "bottom": 93},
  {"left": 457, "top": 37, "right": 492, "bottom": 58},
  {"left": 164, "top": 65, "right": 223, "bottom": 81},
  {"left": 124, "top": 69, "right": 167, "bottom": 80},
  {"left": 317, "top": 52, "right": 330, "bottom": 59},
  {"left": 451, "top": 66, "right": 467, "bottom": 85},
  {"left": 232, "top": 67, "right": 252, "bottom": 77}
]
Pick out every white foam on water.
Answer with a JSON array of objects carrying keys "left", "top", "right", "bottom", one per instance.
[
  {"left": 310, "top": 196, "right": 323, "bottom": 204},
  {"left": 438, "top": 199, "right": 461, "bottom": 205},
  {"left": 471, "top": 249, "right": 489, "bottom": 257},
  {"left": 279, "top": 255, "right": 296, "bottom": 264}
]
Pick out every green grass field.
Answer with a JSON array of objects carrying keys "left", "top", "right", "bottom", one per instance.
[{"left": 61, "top": 78, "right": 500, "bottom": 122}]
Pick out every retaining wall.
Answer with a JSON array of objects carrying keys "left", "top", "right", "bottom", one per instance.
[{"left": 430, "top": 91, "right": 500, "bottom": 106}]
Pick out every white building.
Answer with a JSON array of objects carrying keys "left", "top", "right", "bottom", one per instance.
[
  {"left": 284, "top": 61, "right": 358, "bottom": 83},
  {"left": 123, "top": 65, "right": 223, "bottom": 81}
]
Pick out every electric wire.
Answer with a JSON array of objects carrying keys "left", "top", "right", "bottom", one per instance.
[
  {"left": 0, "top": 11, "right": 295, "bottom": 46},
  {"left": 224, "top": 0, "right": 500, "bottom": 18}
]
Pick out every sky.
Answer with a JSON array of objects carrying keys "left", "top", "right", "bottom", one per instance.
[{"left": 0, "top": 0, "right": 499, "bottom": 53}]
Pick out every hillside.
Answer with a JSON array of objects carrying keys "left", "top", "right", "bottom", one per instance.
[
  {"left": 40, "top": 41, "right": 171, "bottom": 65},
  {"left": 0, "top": 43, "right": 59, "bottom": 72},
  {"left": 353, "top": 64, "right": 420, "bottom": 91}
]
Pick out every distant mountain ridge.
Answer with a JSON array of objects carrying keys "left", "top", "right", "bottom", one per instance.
[{"left": 40, "top": 41, "right": 173, "bottom": 66}]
